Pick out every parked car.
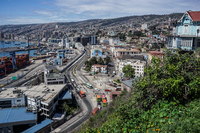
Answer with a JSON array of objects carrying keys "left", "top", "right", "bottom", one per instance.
[
  {"left": 89, "top": 73, "right": 92, "bottom": 76},
  {"left": 109, "top": 84, "right": 113, "bottom": 86}
]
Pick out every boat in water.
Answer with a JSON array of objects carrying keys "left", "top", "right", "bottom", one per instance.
[
  {"left": 15, "top": 43, "right": 21, "bottom": 45},
  {"left": 5, "top": 41, "right": 11, "bottom": 44},
  {"left": 21, "top": 42, "right": 26, "bottom": 44}
]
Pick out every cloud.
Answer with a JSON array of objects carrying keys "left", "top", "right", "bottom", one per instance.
[
  {"left": 7, "top": 17, "right": 49, "bottom": 24},
  {"left": 54, "top": 0, "right": 200, "bottom": 18},
  {"left": 1, "top": 0, "right": 200, "bottom": 25}
]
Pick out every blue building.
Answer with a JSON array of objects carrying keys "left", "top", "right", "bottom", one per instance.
[{"left": 167, "top": 11, "right": 200, "bottom": 51}]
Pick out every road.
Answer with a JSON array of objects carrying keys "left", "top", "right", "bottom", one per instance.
[
  {"left": 1, "top": 60, "right": 44, "bottom": 88},
  {"left": 52, "top": 49, "right": 93, "bottom": 133}
]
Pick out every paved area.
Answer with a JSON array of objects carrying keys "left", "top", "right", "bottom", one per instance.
[
  {"left": 79, "top": 65, "right": 121, "bottom": 106},
  {"left": 0, "top": 59, "right": 44, "bottom": 86}
]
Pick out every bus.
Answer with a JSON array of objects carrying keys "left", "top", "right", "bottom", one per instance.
[{"left": 85, "top": 83, "right": 93, "bottom": 89}]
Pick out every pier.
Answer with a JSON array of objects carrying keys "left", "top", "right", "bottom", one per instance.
[{"left": 0, "top": 47, "right": 38, "bottom": 52}]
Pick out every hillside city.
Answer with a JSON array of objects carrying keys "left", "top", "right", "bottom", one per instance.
[{"left": 0, "top": 10, "right": 200, "bottom": 133}]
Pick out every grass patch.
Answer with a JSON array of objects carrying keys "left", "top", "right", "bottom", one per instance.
[{"left": 74, "top": 65, "right": 78, "bottom": 74}]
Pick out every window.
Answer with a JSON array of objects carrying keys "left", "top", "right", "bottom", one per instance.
[
  {"left": 184, "top": 25, "right": 189, "bottom": 33},
  {"left": 17, "top": 100, "right": 21, "bottom": 102}
]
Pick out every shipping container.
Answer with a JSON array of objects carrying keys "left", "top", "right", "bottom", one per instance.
[{"left": 92, "top": 107, "right": 99, "bottom": 116}]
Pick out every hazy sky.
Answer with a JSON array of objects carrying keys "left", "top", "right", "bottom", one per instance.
[{"left": 0, "top": 0, "right": 199, "bottom": 25}]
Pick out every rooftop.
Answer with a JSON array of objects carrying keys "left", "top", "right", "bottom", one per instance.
[
  {"left": 59, "top": 90, "right": 72, "bottom": 100},
  {"left": 115, "top": 49, "right": 140, "bottom": 52},
  {"left": 22, "top": 119, "right": 53, "bottom": 133},
  {"left": 0, "top": 107, "right": 36, "bottom": 125},
  {"left": 122, "top": 79, "right": 134, "bottom": 88},
  {"left": 118, "top": 55, "right": 145, "bottom": 61},
  {"left": 0, "top": 84, "right": 66, "bottom": 104},
  {"left": 0, "top": 88, "right": 24, "bottom": 99},
  {"left": 23, "top": 85, "right": 66, "bottom": 104},
  {"left": 149, "top": 51, "right": 164, "bottom": 55},
  {"left": 187, "top": 11, "right": 200, "bottom": 21},
  {"left": 92, "top": 64, "right": 108, "bottom": 68},
  {"left": 46, "top": 73, "right": 65, "bottom": 79}
]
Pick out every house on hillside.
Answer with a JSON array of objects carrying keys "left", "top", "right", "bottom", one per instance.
[{"left": 167, "top": 10, "right": 200, "bottom": 51}]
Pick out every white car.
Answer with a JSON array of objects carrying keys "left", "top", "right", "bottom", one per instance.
[{"left": 95, "top": 88, "right": 100, "bottom": 91}]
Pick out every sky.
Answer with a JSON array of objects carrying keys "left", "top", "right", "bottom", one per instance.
[{"left": 0, "top": 0, "right": 200, "bottom": 25}]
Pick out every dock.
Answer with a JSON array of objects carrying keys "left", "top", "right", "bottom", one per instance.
[{"left": 0, "top": 47, "right": 38, "bottom": 52}]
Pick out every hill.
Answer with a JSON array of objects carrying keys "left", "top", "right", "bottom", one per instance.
[{"left": 0, "top": 13, "right": 183, "bottom": 35}]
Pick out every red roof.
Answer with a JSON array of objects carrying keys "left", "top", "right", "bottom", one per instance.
[
  {"left": 149, "top": 51, "right": 164, "bottom": 55},
  {"left": 187, "top": 11, "right": 200, "bottom": 21}
]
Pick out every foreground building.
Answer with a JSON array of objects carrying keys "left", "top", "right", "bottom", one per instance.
[{"left": 167, "top": 10, "right": 200, "bottom": 51}]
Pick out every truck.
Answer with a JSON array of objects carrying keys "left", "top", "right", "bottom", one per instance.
[
  {"left": 92, "top": 107, "right": 99, "bottom": 116},
  {"left": 80, "top": 91, "right": 86, "bottom": 97}
]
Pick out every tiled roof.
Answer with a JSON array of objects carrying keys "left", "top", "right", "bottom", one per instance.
[
  {"left": 187, "top": 11, "right": 200, "bottom": 21},
  {"left": 92, "top": 64, "right": 107, "bottom": 68},
  {"left": 149, "top": 51, "right": 164, "bottom": 55}
]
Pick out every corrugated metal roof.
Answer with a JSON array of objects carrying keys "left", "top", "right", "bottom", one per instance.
[
  {"left": 59, "top": 90, "right": 72, "bottom": 100},
  {"left": 22, "top": 119, "right": 53, "bottom": 133},
  {"left": 0, "top": 107, "right": 36, "bottom": 124},
  {"left": 122, "top": 79, "right": 134, "bottom": 88}
]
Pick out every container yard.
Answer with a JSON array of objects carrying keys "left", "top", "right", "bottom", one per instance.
[{"left": 0, "top": 53, "right": 30, "bottom": 76}]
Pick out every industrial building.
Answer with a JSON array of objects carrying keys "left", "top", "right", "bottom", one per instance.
[
  {"left": 44, "top": 66, "right": 66, "bottom": 85},
  {"left": 0, "top": 84, "right": 69, "bottom": 118},
  {"left": 0, "top": 107, "right": 37, "bottom": 133},
  {"left": 0, "top": 88, "right": 26, "bottom": 108},
  {"left": 44, "top": 72, "right": 66, "bottom": 85}
]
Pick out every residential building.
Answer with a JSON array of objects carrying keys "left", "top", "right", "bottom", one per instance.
[
  {"left": 114, "top": 49, "right": 140, "bottom": 57},
  {"left": 0, "top": 32, "right": 4, "bottom": 39},
  {"left": 148, "top": 51, "right": 164, "bottom": 64},
  {"left": 121, "top": 79, "right": 134, "bottom": 92},
  {"left": 91, "top": 64, "right": 107, "bottom": 73},
  {"left": 167, "top": 10, "right": 200, "bottom": 51},
  {"left": 117, "top": 55, "right": 146, "bottom": 77},
  {"left": 141, "top": 23, "right": 148, "bottom": 30},
  {"left": 90, "top": 35, "right": 97, "bottom": 45}
]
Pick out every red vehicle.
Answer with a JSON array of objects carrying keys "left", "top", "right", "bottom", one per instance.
[
  {"left": 109, "top": 84, "right": 113, "bottom": 86},
  {"left": 80, "top": 91, "right": 86, "bottom": 97},
  {"left": 92, "top": 107, "right": 99, "bottom": 116},
  {"left": 105, "top": 89, "right": 111, "bottom": 92}
]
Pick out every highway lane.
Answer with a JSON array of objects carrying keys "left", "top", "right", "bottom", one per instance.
[{"left": 52, "top": 50, "right": 93, "bottom": 133}]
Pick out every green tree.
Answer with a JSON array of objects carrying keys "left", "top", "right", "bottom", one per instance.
[
  {"left": 63, "top": 102, "right": 71, "bottom": 113},
  {"left": 72, "top": 44, "right": 76, "bottom": 49},
  {"left": 104, "top": 57, "right": 111, "bottom": 65},
  {"left": 90, "top": 57, "right": 97, "bottom": 65},
  {"left": 122, "top": 65, "right": 135, "bottom": 78},
  {"left": 97, "top": 57, "right": 104, "bottom": 65}
]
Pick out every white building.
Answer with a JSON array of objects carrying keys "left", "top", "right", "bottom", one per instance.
[
  {"left": 117, "top": 55, "right": 146, "bottom": 77},
  {"left": 91, "top": 64, "right": 107, "bottom": 73},
  {"left": 114, "top": 49, "right": 140, "bottom": 57},
  {"left": 0, "top": 88, "right": 26, "bottom": 108},
  {"left": 0, "top": 84, "right": 68, "bottom": 118},
  {"left": 75, "top": 43, "right": 84, "bottom": 51},
  {"left": 141, "top": 23, "right": 148, "bottom": 30}
]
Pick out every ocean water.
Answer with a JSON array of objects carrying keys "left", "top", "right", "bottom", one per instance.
[{"left": 0, "top": 41, "right": 38, "bottom": 58}]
